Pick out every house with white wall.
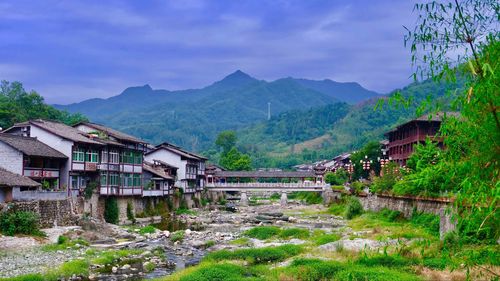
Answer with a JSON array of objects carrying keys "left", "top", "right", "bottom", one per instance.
[{"left": 145, "top": 142, "right": 206, "bottom": 194}]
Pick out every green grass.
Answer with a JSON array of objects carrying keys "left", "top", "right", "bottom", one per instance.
[
  {"left": 91, "top": 249, "right": 143, "bottom": 265},
  {"left": 279, "top": 228, "right": 310, "bottom": 240},
  {"left": 230, "top": 237, "right": 251, "bottom": 246},
  {"left": 171, "top": 231, "right": 185, "bottom": 242},
  {"left": 313, "top": 233, "right": 341, "bottom": 246},
  {"left": 204, "top": 240, "right": 216, "bottom": 248},
  {"left": 281, "top": 258, "right": 422, "bottom": 281},
  {"left": 139, "top": 225, "right": 158, "bottom": 235},
  {"left": 0, "top": 260, "right": 90, "bottom": 281},
  {"left": 328, "top": 204, "right": 346, "bottom": 216},
  {"left": 205, "top": 244, "right": 303, "bottom": 265},
  {"left": 244, "top": 226, "right": 281, "bottom": 240},
  {"left": 162, "top": 262, "right": 263, "bottom": 281},
  {"left": 288, "top": 192, "right": 323, "bottom": 204},
  {"left": 42, "top": 236, "right": 89, "bottom": 252}
]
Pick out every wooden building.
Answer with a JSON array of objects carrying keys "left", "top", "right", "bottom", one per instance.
[{"left": 385, "top": 112, "right": 458, "bottom": 166}]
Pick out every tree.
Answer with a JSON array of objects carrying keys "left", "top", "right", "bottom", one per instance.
[
  {"left": 404, "top": 0, "right": 499, "bottom": 246},
  {"left": 215, "top": 131, "right": 237, "bottom": 153},
  {"left": 0, "top": 80, "right": 87, "bottom": 129},
  {"left": 350, "top": 141, "right": 382, "bottom": 180},
  {"left": 219, "top": 147, "right": 252, "bottom": 171}
]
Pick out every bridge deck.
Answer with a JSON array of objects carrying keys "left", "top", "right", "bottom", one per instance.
[{"left": 206, "top": 182, "right": 324, "bottom": 192}]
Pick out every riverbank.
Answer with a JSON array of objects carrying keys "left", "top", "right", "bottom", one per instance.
[{"left": 1, "top": 198, "right": 498, "bottom": 281}]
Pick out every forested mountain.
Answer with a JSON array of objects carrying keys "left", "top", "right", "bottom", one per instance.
[
  {"left": 294, "top": 79, "right": 380, "bottom": 104},
  {"left": 0, "top": 81, "right": 86, "bottom": 130},
  {"left": 236, "top": 79, "right": 462, "bottom": 168},
  {"left": 56, "top": 71, "right": 378, "bottom": 151}
]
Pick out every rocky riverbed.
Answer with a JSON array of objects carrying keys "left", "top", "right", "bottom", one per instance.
[{"left": 0, "top": 201, "right": 370, "bottom": 280}]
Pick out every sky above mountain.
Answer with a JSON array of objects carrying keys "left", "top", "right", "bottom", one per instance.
[{"left": 0, "top": 0, "right": 417, "bottom": 104}]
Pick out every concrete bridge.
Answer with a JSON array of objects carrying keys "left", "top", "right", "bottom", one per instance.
[{"left": 205, "top": 167, "right": 334, "bottom": 205}]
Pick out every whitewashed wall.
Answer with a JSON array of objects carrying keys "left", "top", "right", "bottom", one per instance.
[{"left": 0, "top": 142, "right": 23, "bottom": 174}]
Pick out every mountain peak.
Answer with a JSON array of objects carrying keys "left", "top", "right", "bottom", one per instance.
[{"left": 210, "top": 70, "right": 258, "bottom": 90}]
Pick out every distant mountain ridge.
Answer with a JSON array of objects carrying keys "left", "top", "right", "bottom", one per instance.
[{"left": 55, "top": 71, "right": 380, "bottom": 150}]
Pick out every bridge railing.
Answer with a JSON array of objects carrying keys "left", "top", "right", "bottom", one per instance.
[{"left": 206, "top": 182, "right": 324, "bottom": 189}]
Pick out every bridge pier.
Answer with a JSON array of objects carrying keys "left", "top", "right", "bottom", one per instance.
[
  {"left": 240, "top": 191, "right": 249, "bottom": 206},
  {"left": 280, "top": 192, "right": 287, "bottom": 206}
]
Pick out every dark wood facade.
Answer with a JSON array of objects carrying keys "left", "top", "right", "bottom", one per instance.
[{"left": 385, "top": 114, "right": 447, "bottom": 166}]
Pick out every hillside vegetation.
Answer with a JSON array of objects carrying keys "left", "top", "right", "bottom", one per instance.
[
  {"left": 0, "top": 81, "right": 87, "bottom": 129},
  {"left": 56, "top": 71, "right": 379, "bottom": 151}
]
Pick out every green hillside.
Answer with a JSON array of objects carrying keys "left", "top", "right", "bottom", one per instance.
[
  {"left": 237, "top": 79, "right": 462, "bottom": 168},
  {"left": 56, "top": 71, "right": 378, "bottom": 151},
  {"left": 0, "top": 81, "right": 86, "bottom": 130}
]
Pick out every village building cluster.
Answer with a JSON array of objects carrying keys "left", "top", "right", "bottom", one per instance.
[
  {"left": 0, "top": 119, "right": 207, "bottom": 220},
  {"left": 0, "top": 112, "right": 453, "bottom": 221}
]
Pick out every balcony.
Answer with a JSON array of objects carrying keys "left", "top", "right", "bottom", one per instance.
[
  {"left": 12, "top": 187, "right": 67, "bottom": 201},
  {"left": 143, "top": 189, "right": 168, "bottom": 197},
  {"left": 98, "top": 163, "right": 120, "bottom": 171},
  {"left": 99, "top": 186, "right": 142, "bottom": 196},
  {"left": 23, "top": 168, "right": 59, "bottom": 178}
]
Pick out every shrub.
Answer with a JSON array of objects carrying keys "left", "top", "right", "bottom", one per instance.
[
  {"left": 370, "top": 162, "right": 400, "bottom": 193},
  {"left": 104, "top": 197, "right": 119, "bottom": 224},
  {"left": 175, "top": 263, "right": 252, "bottom": 281},
  {"left": 289, "top": 192, "right": 322, "bottom": 204},
  {"left": 244, "top": 226, "right": 281, "bottom": 240},
  {"left": 171, "top": 231, "right": 185, "bottom": 242},
  {"left": 344, "top": 197, "right": 363, "bottom": 219},
  {"left": 126, "top": 201, "right": 135, "bottom": 222},
  {"left": 139, "top": 225, "right": 157, "bottom": 235},
  {"left": 83, "top": 181, "right": 97, "bottom": 200},
  {"left": 269, "top": 193, "right": 281, "bottom": 200},
  {"left": 204, "top": 240, "right": 216, "bottom": 248},
  {"left": 205, "top": 244, "right": 302, "bottom": 264},
  {"left": 410, "top": 210, "right": 440, "bottom": 236},
  {"left": 57, "top": 235, "right": 68, "bottom": 245},
  {"left": 378, "top": 208, "right": 404, "bottom": 222},
  {"left": 325, "top": 169, "right": 349, "bottom": 185},
  {"left": 0, "top": 210, "right": 43, "bottom": 236},
  {"left": 279, "top": 228, "right": 310, "bottom": 239}
]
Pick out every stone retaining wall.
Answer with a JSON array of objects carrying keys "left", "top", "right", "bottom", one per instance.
[
  {"left": 0, "top": 198, "right": 77, "bottom": 228},
  {"left": 329, "top": 191, "right": 456, "bottom": 239}
]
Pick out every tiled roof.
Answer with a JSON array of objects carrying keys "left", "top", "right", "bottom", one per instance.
[
  {"left": 75, "top": 122, "right": 146, "bottom": 144},
  {"left": 0, "top": 133, "right": 67, "bottom": 159},
  {"left": 0, "top": 168, "right": 41, "bottom": 187},
  {"left": 143, "top": 162, "right": 174, "bottom": 180},
  {"left": 386, "top": 112, "right": 460, "bottom": 134},
  {"left": 28, "top": 120, "right": 102, "bottom": 145},
  {"left": 147, "top": 142, "right": 207, "bottom": 160}
]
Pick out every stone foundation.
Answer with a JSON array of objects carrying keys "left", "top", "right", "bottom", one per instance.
[
  {"left": 0, "top": 199, "right": 78, "bottom": 228},
  {"left": 330, "top": 191, "right": 456, "bottom": 239}
]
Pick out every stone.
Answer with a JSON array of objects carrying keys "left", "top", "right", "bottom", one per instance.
[
  {"left": 163, "top": 230, "right": 171, "bottom": 238},
  {"left": 111, "top": 266, "right": 118, "bottom": 273},
  {"left": 185, "top": 229, "right": 192, "bottom": 235}
]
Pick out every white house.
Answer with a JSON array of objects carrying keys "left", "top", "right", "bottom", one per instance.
[{"left": 144, "top": 142, "right": 206, "bottom": 193}]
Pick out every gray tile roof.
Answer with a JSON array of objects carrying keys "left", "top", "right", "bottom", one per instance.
[
  {"left": 0, "top": 168, "right": 41, "bottom": 187},
  {"left": 143, "top": 162, "right": 174, "bottom": 180},
  {"left": 147, "top": 142, "right": 207, "bottom": 161},
  {"left": 0, "top": 133, "right": 67, "bottom": 159},
  {"left": 29, "top": 120, "right": 102, "bottom": 145},
  {"left": 76, "top": 122, "right": 146, "bottom": 144}
]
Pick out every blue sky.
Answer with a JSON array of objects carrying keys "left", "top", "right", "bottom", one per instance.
[{"left": 0, "top": 0, "right": 417, "bottom": 104}]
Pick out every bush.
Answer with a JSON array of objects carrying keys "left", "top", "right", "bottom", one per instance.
[
  {"left": 334, "top": 265, "right": 422, "bottom": 281},
  {"left": 244, "top": 226, "right": 281, "bottom": 240},
  {"left": 206, "top": 244, "right": 302, "bottom": 264},
  {"left": 325, "top": 169, "right": 349, "bottom": 185},
  {"left": 410, "top": 210, "right": 440, "bottom": 236},
  {"left": 175, "top": 263, "right": 253, "bottom": 281},
  {"left": 269, "top": 193, "right": 281, "bottom": 200},
  {"left": 0, "top": 210, "right": 43, "bottom": 236},
  {"left": 104, "top": 197, "right": 119, "bottom": 224},
  {"left": 344, "top": 197, "right": 363, "bottom": 219},
  {"left": 57, "top": 235, "right": 68, "bottom": 245},
  {"left": 139, "top": 225, "right": 157, "bottom": 235},
  {"left": 356, "top": 254, "right": 417, "bottom": 268},
  {"left": 285, "top": 258, "right": 344, "bottom": 280},
  {"left": 171, "top": 231, "right": 185, "bottom": 242},
  {"left": 289, "top": 192, "right": 322, "bottom": 204}
]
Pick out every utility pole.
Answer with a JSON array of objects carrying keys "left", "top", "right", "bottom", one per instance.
[{"left": 267, "top": 102, "right": 271, "bottom": 121}]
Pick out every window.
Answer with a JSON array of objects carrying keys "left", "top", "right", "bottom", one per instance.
[
  {"left": 72, "top": 148, "right": 85, "bottom": 162},
  {"left": 109, "top": 150, "right": 119, "bottom": 164},
  {"left": 134, "top": 152, "right": 143, "bottom": 165},
  {"left": 122, "top": 173, "right": 133, "bottom": 187},
  {"left": 133, "top": 174, "right": 141, "bottom": 186},
  {"left": 121, "top": 151, "right": 134, "bottom": 164},
  {"left": 100, "top": 172, "right": 107, "bottom": 186},
  {"left": 109, "top": 173, "right": 119, "bottom": 186},
  {"left": 86, "top": 149, "right": 99, "bottom": 163},
  {"left": 101, "top": 151, "right": 108, "bottom": 163},
  {"left": 71, "top": 176, "right": 79, "bottom": 189}
]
